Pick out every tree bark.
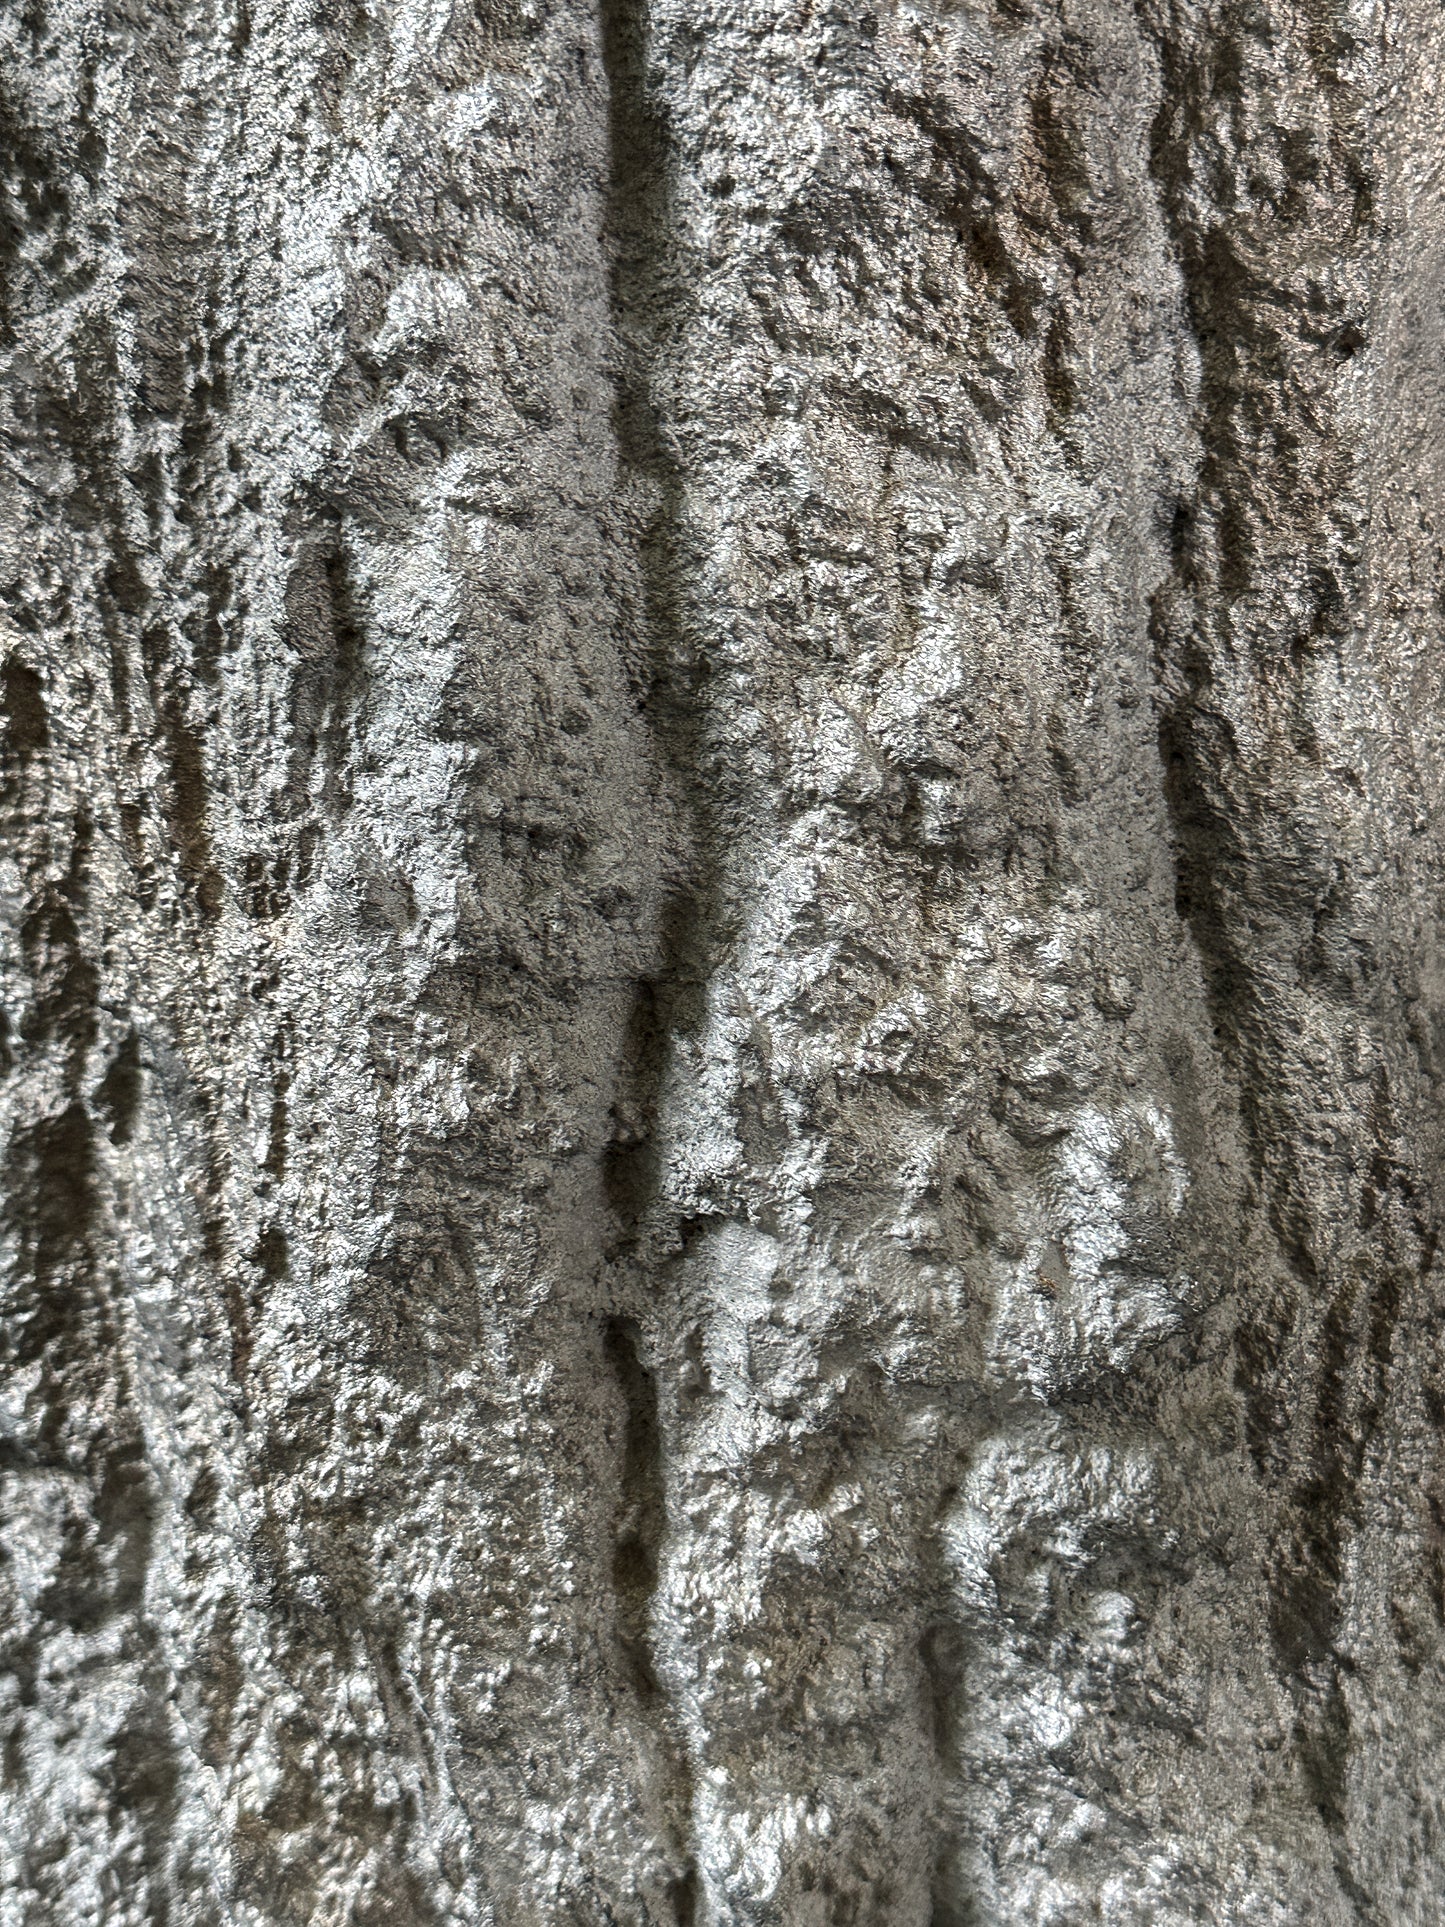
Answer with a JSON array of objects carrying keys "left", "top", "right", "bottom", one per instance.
[{"left": 2, "top": 0, "right": 1444, "bottom": 1919}]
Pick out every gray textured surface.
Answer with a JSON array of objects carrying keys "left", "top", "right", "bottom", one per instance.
[{"left": 3, "top": 0, "right": 1445, "bottom": 1920}]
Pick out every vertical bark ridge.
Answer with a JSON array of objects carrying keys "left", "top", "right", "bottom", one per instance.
[{"left": 1139, "top": 0, "right": 1445, "bottom": 1903}]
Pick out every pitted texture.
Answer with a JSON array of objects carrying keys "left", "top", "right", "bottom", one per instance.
[{"left": 2, "top": 0, "right": 1445, "bottom": 1921}]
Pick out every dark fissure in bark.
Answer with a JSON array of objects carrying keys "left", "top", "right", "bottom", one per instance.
[
  {"left": 605, "top": 1313, "right": 665, "bottom": 1700},
  {"left": 604, "top": 1312, "right": 696, "bottom": 1902},
  {"left": 598, "top": 0, "right": 718, "bottom": 1237},
  {"left": 597, "top": 4, "right": 708, "bottom": 1895}
]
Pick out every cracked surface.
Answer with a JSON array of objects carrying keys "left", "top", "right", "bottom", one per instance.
[{"left": 2, "top": 0, "right": 1445, "bottom": 1920}]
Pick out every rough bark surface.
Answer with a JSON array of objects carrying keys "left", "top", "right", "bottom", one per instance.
[{"left": 2, "top": 0, "right": 1445, "bottom": 1920}]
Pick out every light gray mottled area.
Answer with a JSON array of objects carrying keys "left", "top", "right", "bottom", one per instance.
[{"left": 2, "top": 0, "right": 1445, "bottom": 1920}]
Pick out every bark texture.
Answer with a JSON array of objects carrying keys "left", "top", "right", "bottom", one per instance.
[{"left": 3, "top": 0, "right": 1445, "bottom": 1920}]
